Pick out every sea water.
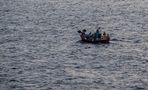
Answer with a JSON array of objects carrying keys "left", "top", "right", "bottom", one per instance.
[{"left": 0, "top": 0, "right": 148, "bottom": 90}]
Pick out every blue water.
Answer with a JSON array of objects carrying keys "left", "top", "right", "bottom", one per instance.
[{"left": 0, "top": 0, "right": 148, "bottom": 90}]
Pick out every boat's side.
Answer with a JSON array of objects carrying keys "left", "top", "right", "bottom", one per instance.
[
  {"left": 81, "top": 39, "right": 109, "bottom": 44},
  {"left": 100, "top": 35, "right": 110, "bottom": 43},
  {"left": 100, "top": 39, "right": 110, "bottom": 43},
  {"left": 80, "top": 35, "right": 110, "bottom": 44}
]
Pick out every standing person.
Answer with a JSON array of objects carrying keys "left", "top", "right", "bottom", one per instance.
[{"left": 95, "top": 27, "right": 101, "bottom": 41}]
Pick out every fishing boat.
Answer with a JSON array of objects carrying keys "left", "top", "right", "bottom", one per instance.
[{"left": 78, "top": 30, "right": 110, "bottom": 43}]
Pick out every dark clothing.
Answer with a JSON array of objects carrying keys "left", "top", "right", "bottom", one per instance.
[
  {"left": 96, "top": 32, "right": 100, "bottom": 38},
  {"left": 95, "top": 31, "right": 101, "bottom": 41}
]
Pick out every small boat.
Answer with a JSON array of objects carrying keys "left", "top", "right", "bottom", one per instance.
[{"left": 78, "top": 30, "right": 110, "bottom": 44}]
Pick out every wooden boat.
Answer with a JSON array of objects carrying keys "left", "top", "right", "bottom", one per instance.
[{"left": 78, "top": 30, "right": 110, "bottom": 44}]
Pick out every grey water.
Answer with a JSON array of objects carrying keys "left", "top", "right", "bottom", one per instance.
[{"left": 0, "top": 0, "right": 148, "bottom": 90}]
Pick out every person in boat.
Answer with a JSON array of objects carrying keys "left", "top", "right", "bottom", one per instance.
[
  {"left": 87, "top": 32, "right": 94, "bottom": 41},
  {"left": 101, "top": 31, "right": 109, "bottom": 41},
  {"left": 94, "top": 28, "right": 101, "bottom": 41},
  {"left": 80, "top": 29, "right": 87, "bottom": 40},
  {"left": 102, "top": 32, "right": 106, "bottom": 39},
  {"left": 81, "top": 29, "right": 93, "bottom": 41},
  {"left": 86, "top": 32, "right": 92, "bottom": 38}
]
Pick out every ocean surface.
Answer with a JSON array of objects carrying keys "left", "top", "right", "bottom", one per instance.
[{"left": 0, "top": 0, "right": 148, "bottom": 90}]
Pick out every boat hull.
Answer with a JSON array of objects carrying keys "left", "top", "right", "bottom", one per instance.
[{"left": 81, "top": 39, "right": 109, "bottom": 44}]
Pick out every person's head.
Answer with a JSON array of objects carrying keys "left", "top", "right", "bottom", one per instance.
[
  {"left": 103, "top": 32, "right": 106, "bottom": 35},
  {"left": 96, "top": 29, "right": 99, "bottom": 32},
  {"left": 82, "top": 29, "right": 86, "bottom": 32}
]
